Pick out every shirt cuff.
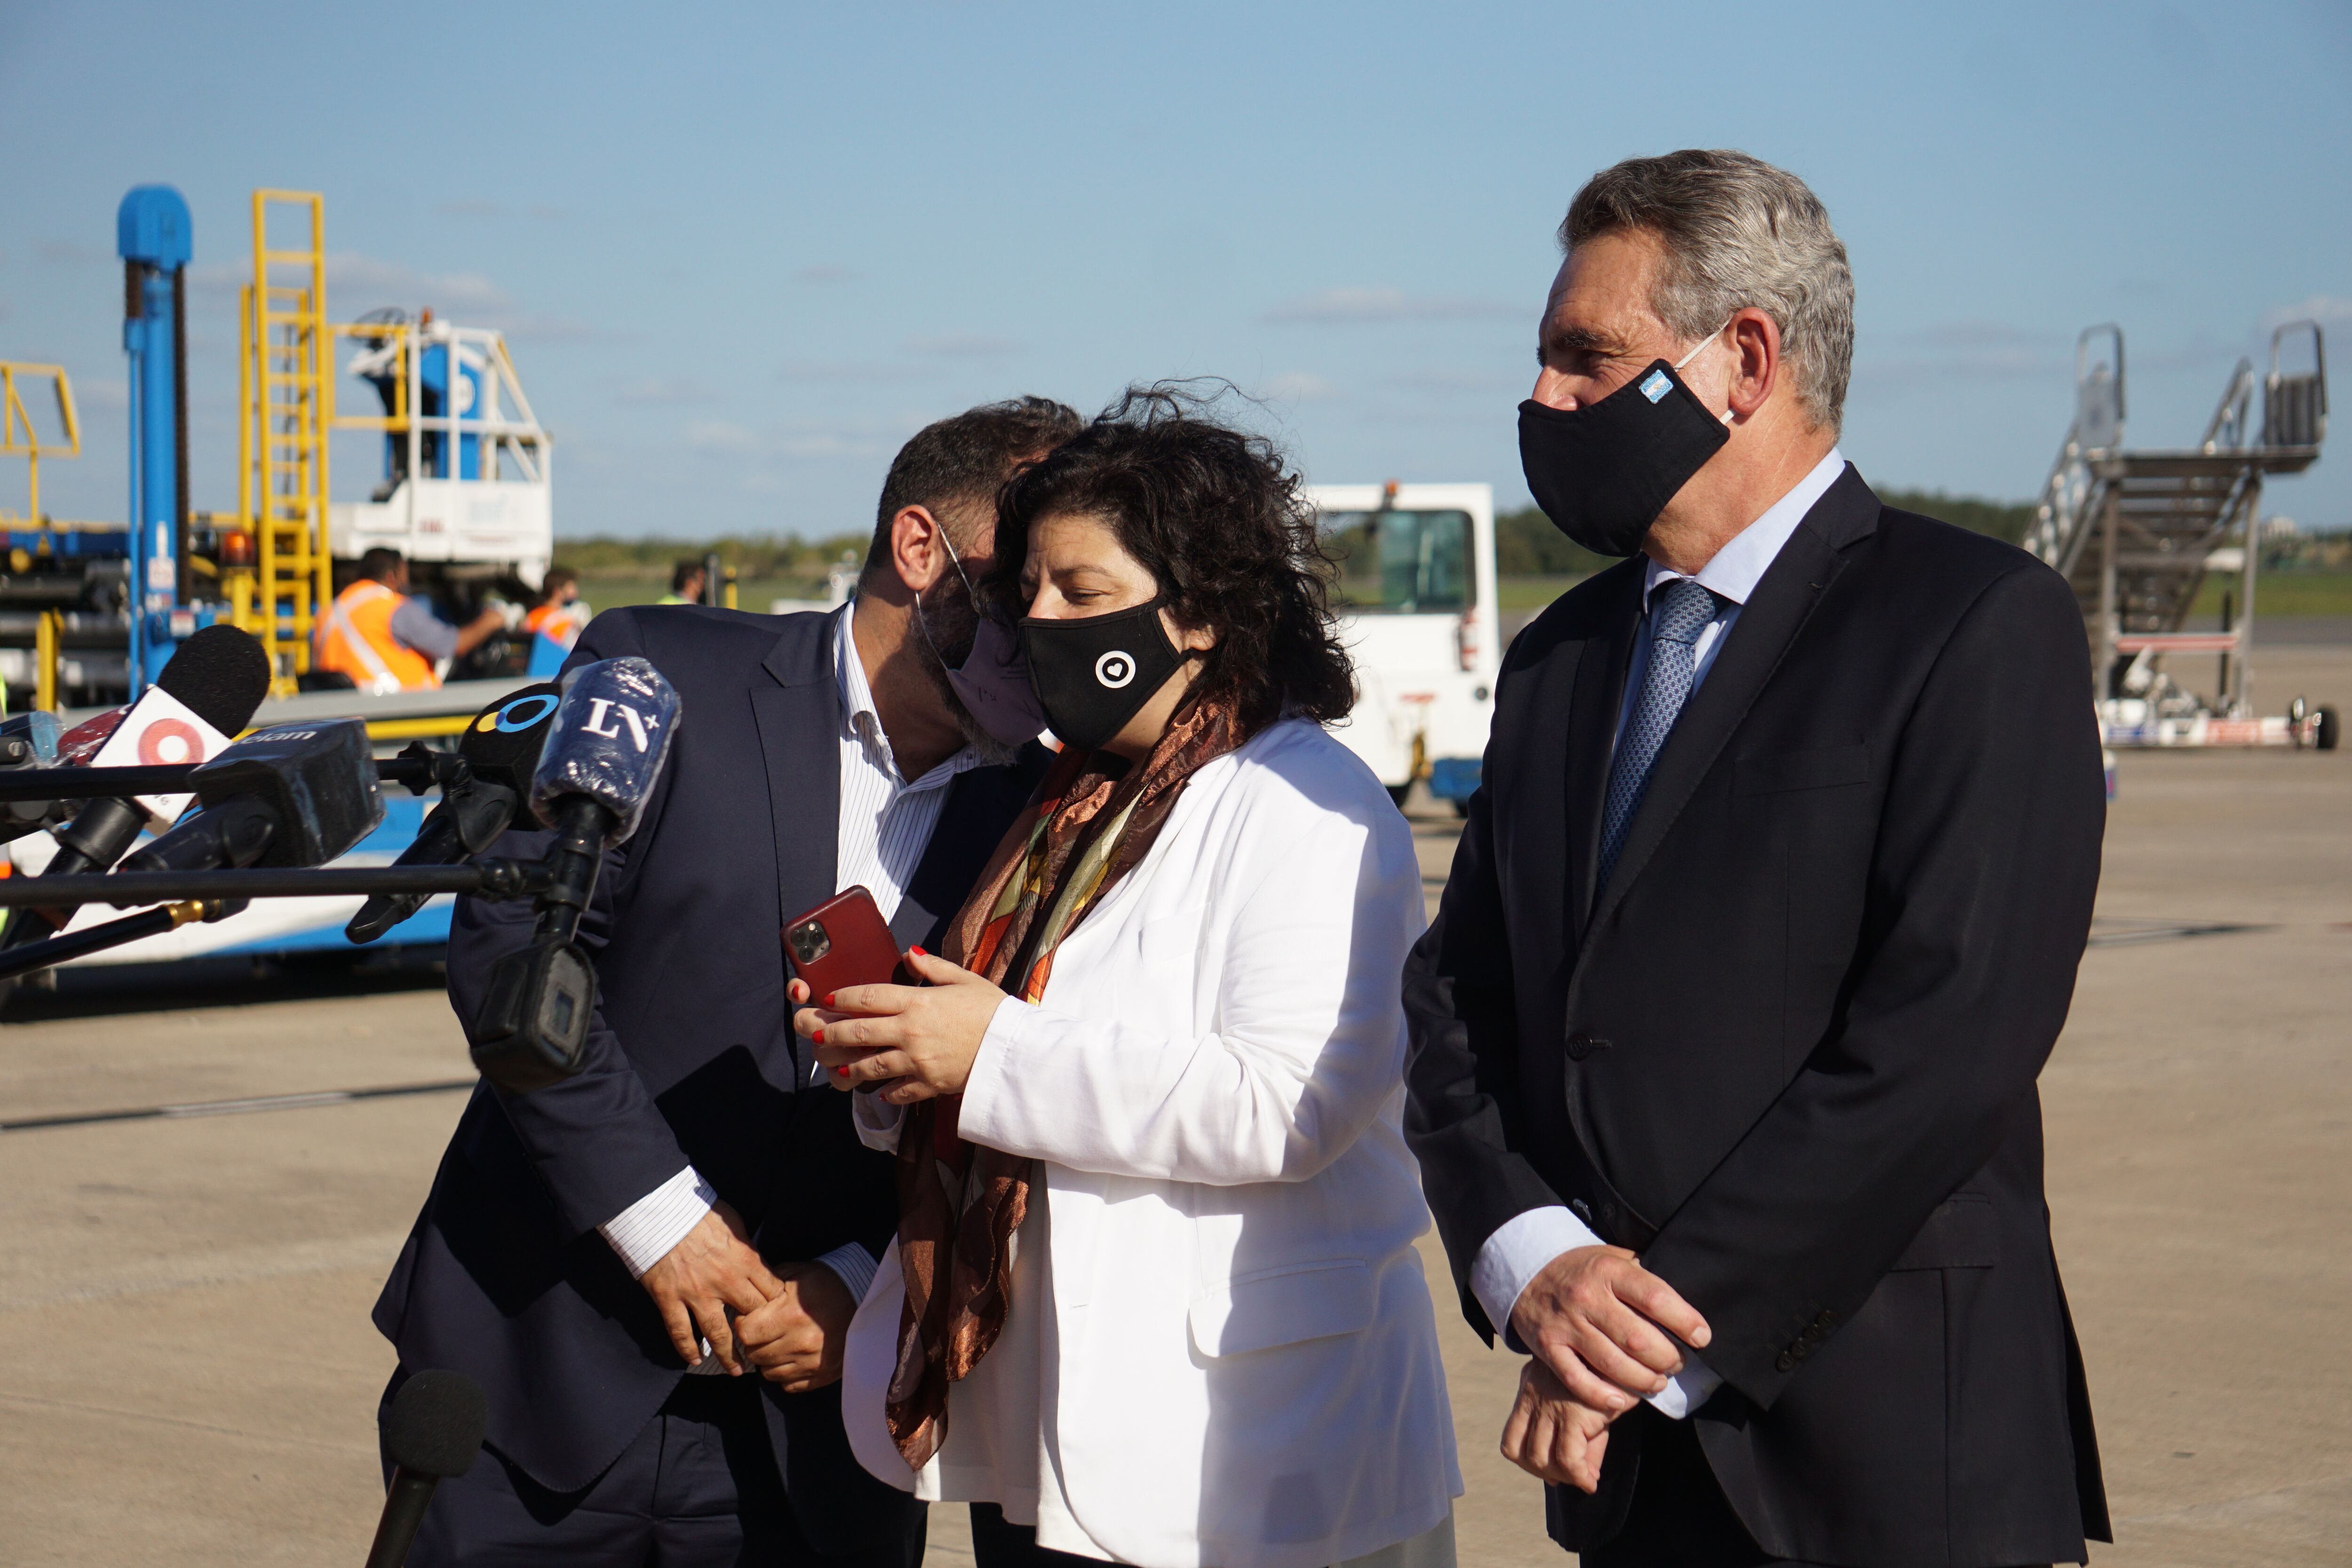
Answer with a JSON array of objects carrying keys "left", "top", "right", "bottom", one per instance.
[
  {"left": 1647, "top": 1355, "right": 1724, "bottom": 1419},
  {"left": 814, "top": 1241, "right": 881, "bottom": 1305},
  {"left": 850, "top": 1088, "right": 906, "bottom": 1152},
  {"left": 597, "top": 1165, "right": 715, "bottom": 1280},
  {"left": 1470, "top": 1204, "right": 1720, "bottom": 1419},
  {"left": 1470, "top": 1204, "right": 1605, "bottom": 1350}
]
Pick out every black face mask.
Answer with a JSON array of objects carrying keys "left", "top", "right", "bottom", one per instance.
[
  {"left": 1518, "top": 354, "right": 1731, "bottom": 557},
  {"left": 1020, "top": 598, "right": 1186, "bottom": 752}
]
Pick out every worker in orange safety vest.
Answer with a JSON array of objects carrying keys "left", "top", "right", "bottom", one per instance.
[
  {"left": 522, "top": 565, "right": 591, "bottom": 651},
  {"left": 315, "top": 547, "right": 505, "bottom": 693}
]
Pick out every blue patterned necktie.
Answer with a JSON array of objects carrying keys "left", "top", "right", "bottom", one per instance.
[{"left": 1597, "top": 577, "right": 1723, "bottom": 893}]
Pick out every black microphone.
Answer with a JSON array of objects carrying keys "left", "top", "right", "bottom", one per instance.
[
  {"left": 6, "top": 626, "right": 272, "bottom": 941},
  {"left": 471, "top": 658, "right": 681, "bottom": 1092},
  {"left": 365, "top": 1369, "right": 487, "bottom": 1568},
  {"left": 347, "top": 683, "right": 560, "bottom": 944},
  {"left": 118, "top": 718, "right": 383, "bottom": 877}
]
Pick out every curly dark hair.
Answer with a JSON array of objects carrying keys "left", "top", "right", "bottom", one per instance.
[{"left": 987, "top": 384, "right": 1356, "bottom": 728}]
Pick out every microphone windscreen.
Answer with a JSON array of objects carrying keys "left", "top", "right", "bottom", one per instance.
[
  {"left": 152, "top": 624, "right": 273, "bottom": 738},
  {"left": 529, "top": 657, "right": 680, "bottom": 845},
  {"left": 382, "top": 1369, "right": 489, "bottom": 1480},
  {"left": 458, "top": 683, "right": 561, "bottom": 802}
]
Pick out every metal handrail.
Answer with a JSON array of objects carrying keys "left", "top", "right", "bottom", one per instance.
[{"left": 2201, "top": 359, "right": 2255, "bottom": 451}]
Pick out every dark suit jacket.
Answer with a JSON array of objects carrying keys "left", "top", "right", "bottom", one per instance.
[
  {"left": 372, "top": 605, "right": 1048, "bottom": 1553},
  {"left": 1404, "top": 470, "right": 2112, "bottom": 1568}
]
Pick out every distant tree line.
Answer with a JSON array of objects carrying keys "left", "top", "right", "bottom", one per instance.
[
  {"left": 556, "top": 533, "right": 868, "bottom": 581},
  {"left": 554, "top": 487, "right": 2038, "bottom": 588},
  {"left": 1493, "top": 486, "right": 2035, "bottom": 574}
]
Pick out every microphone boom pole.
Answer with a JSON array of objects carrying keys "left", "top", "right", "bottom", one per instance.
[
  {"left": 0, "top": 860, "right": 551, "bottom": 907},
  {"left": 0, "top": 897, "right": 244, "bottom": 983},
  {"left": 0, "top": 753, "right": 456, "bottom": 805}
]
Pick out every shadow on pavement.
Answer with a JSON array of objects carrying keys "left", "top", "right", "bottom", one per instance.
[{"left": 0, "top": 944, "right": 449, "bottom": 1023}]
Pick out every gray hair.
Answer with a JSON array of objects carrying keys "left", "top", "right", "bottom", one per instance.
[{"left": 1562, "top": 150, "right": 1854, "bottom": 434}]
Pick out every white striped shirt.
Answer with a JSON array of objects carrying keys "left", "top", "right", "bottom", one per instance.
[{"left": 597, "top": 606, "right": 983, "bottom": 1328}]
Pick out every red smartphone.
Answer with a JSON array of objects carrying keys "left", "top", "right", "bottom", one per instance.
[
  {"left": 782, "top": 886, "right": 909, "bottom": 1091},
  {"left": 783, "top": 885, "right": 912, "bottom": 996}
]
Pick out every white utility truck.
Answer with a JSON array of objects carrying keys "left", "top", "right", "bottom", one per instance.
[
  {"left": 330, "top": 311, "right": 554, "bottom": 593},
  {"left": 1310, "top": 481, "right": 1500, "bottom": 811}
]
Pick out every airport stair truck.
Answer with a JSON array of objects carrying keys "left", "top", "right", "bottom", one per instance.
[
  {"left": 2026, "top": 322, "right": 2335, "bottom": 748},
  {"left": 1310, "top": 482, "right": 1499, "bottom": 811},
  {"left": 0, "top": 185, "right": 558, "bottom": 985}
]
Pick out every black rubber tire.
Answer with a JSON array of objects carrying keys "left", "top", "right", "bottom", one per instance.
[{"left": 2317, "top": 705, "right": 2340, "bottom": 751}]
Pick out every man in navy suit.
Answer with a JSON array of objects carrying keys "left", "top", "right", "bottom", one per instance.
[
  {"left": 374, "top": 398, "right": 1078, "bottom": 1566},
  {"left": 1406, "top": 153, "right": 2107, "bottom": 1568}
]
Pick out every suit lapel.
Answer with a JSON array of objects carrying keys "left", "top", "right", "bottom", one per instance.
[
  {"left": 749, "top": 610, "right": 843, "bottom": 927},
  {"left": 1581, "top": 468, "right": 1878, "bottom": 944},
  {"left": 1563, "top": 569, "right": 1644, "bottom": 950}
]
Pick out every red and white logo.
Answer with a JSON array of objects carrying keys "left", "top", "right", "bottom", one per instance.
[
  {"left": 137, "top": 717, "right": 205, "bottom": 767},
  {"left": 93, "top": 687, "right": 234, "bottom": 829}
]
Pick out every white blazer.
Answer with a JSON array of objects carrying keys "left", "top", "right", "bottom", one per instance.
[{"left": 842, "top": 719, "right": 1461, "bottom": 1568}]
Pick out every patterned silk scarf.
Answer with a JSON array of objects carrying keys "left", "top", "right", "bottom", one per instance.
[{"left": 885, "top": 698, "right": 1249, "bottom": 1467}]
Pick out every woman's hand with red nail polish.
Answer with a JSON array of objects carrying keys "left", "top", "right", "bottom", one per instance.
[{"left": 794, "top": 949, "right": 1005, "bottom": 1101}]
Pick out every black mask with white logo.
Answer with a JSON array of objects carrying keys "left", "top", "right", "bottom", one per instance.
[
  {"left": 1019, "top": 598, "right": 1186, "bottom": 752},
  {"left": 1518, "top": 347, "right": 1732, "bottom": 558}
]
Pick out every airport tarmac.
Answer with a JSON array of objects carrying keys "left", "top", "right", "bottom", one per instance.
[{"left": 1, "top": 648, "right": 2346, "bottom": 1568}]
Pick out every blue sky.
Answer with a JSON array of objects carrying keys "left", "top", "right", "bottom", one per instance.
[{"left": 4, "top": 0, "right": 2348, "bottom": 541}]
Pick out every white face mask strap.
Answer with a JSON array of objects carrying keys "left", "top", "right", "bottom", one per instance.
[
  {"left": 1673, "top": 318, "right": 1734, "bottom": 372},
  {"left": 1672, "top": 319, "right": 1740, "bottom": 425}
]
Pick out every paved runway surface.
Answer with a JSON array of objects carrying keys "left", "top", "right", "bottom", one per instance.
[{"left": 2, "top": 649, "right": 2346, "bottom": 1567}]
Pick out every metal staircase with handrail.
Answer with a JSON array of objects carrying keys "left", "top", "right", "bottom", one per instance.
[{"left": 2024, "top": 321, "right": 2328, "bottom": 744}]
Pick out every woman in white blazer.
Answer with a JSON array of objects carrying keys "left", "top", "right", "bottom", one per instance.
[{"left": 789, "top": 390, "right": 1460, "bottom": 1568}]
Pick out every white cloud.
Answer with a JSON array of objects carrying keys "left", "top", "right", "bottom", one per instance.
[
  {"left": 1391, "top": 369, "right": 1525, "bottom": 395},
  {"left": 500, "top": 313, "right": 604, "bottom": 343},
  {"left": 328, "top": 252, "right": 508, "bottom": 311},
  {"left": 683, "top": 421, "right": 898, "bottom": 462},
  {"left": 1854, "top": 320, "right": 2065, "bottom": 385},
  {"left": 2262, "top": 294, "right": 2352, "bottom": 331},
  {"left": 685, "top": 420, "right": 761, "bottom": 454},
  {"left": 1263, "top": 287, "right": 1520, "bottom": 325},
  {"left": 1263, "top": 371, "right": 1339, "bottom": 403},
  {"left": 35, "top": 240, "right": 108, "bottom": 267},
  {"left": 774, "top": 429, "right": 893, "bottom": 459},
  {"left": 780, "top": 360, "right": 923, "bottom": 384},
  {"left": 615, "top": 376, "right": 715, "bottom": 405},
  {"left": 903, "top": 333, "right": 1020, "bottom": 358}
]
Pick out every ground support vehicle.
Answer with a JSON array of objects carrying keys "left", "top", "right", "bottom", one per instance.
[
  {"left": 0, "top": 183, "right": 564, "bottom": 986},
  {"left": 1310, "top": 482, "right": 1499, "bottom": 811},
  {"left": 2027, "top": 323, "right": 2335, "bottom": 749}
]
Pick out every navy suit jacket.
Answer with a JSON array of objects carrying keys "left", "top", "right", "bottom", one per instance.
[
  {"left": 373, "top": 605, "right": 1048, "bottom": 1552},
  {"left": 1406, "top": 472, "right": 2111, "bottom": 1567}
]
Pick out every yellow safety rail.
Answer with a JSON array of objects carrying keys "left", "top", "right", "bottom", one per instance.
[
  {"left": 0, "top": 362, "right": 80, "bottom": 529},
  {"left": 235, "top": 191, "right": 334, "bottom": 694}
]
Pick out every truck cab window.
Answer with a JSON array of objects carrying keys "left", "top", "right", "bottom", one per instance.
[{"left": 1327, "top": 509, "right": 1474, "bottom": 614}]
